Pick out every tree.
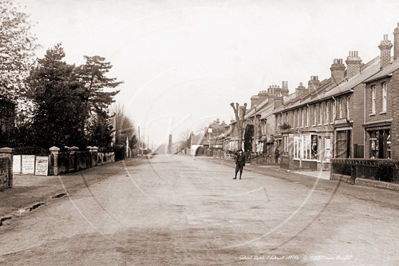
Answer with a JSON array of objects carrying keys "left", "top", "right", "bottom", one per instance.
[
  {"left": 25, "top": 44, "right": 89, "bottom": 148},
  {"left": 75, "top": 55, "right": 122, "bottom": 115},
  {"left": 110, "top": 103, "right": 136, "bottom": 158},
  {"left": 230, "top": 102, "right": 247, "bottom": 150},
  {"left": 25, "top": 44, "right": 123, "bottom": 149},
  {"left": 0, "top": 0, "right": 38, "bottom": 101}
]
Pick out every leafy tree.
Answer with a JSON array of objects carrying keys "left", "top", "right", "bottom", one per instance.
[
  {"left": 25, "top": 44, "right": 88, "bottom": 148},
  {"left": 0, "top": 0, "right": 38, "bottom": 101},
  {"left": 86, "top": 111, "right": 114, "bottom": 150}
]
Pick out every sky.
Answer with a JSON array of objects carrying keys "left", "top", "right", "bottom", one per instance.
[{"left": 17, "top": 0, "right": 399, "bottom": 148}]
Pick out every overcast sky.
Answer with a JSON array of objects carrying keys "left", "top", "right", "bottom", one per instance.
[{"left": 18, "top": 0, "right": 399, "bottom": 147}]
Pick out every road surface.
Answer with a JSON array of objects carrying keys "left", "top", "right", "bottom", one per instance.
[{"left": 1, "top": 155, "right": 398, "bottom": 265}]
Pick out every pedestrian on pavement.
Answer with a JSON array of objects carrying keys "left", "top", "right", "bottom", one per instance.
[{"left": 233, "top": 149, "right": 245, "bottom": 180}]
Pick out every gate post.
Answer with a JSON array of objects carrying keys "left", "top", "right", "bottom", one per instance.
[
  {"left": 0, "top": 147, "right": 14, "bottom": 188},
  {"left": 49, "top": 146, "right": 60, "bottom": 176}
]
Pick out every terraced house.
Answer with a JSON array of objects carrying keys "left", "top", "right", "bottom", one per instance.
[
  {"left": 273, "top": 30, "right": 399, "bottom": 170},
  {"left": 363, "top": 24, "right": 399, "bottom": 160}
]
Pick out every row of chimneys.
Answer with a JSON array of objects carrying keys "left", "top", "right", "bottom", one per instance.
[
  {"left": 301, "top": 23, "right": 399, "bottom": 93},
  {"left": 251, "top": 23, "right": 399, "bottom": 108},
  {"left": 250, "top": 81, "right": 289, "bottom": 108}
]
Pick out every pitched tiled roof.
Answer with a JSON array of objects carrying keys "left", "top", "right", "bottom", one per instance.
[
  {"left": 364, "top": 58, "right": 399, "bottom": 83},
  {"left": 245, "top": 98, "right": 269, "bottom": 119},
  {"left": 275, "top": 56, "right": 381, "bottom": 113}
]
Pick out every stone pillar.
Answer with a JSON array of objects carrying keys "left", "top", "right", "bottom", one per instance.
[
  {"left": 70, "top": 146, "right": 79, "bottom": 171},
  {"left": 0, "top": 147, "right": 14, "bottom": 188},
  {"left": 91, "top": 146, "right": 98, "bottom": 166},
  {"left": 87, "top": 146, "right": 93, "bottom": 167},
  {"left": 49, "top": 146, "right": 60, "bottom": 176}
]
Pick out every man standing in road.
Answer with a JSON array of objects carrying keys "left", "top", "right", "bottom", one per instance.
[{"left": 233, "top": 149, "right": 245, "bottom": 180}]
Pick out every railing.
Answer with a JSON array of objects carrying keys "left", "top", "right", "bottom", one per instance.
[{"left": 330, "top": 158, "right": 399, "bottom": 183}]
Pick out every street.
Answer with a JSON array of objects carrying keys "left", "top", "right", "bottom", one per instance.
[{"left": 1, "top": 155, "right": 398, "bottom": 265}]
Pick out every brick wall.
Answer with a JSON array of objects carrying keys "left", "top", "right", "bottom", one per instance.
[
  {"left": 365, "top": 77, "right": 392, "bottom": 123},
  {"left": 391, "top": 69, "right": 399, "bottom": 159}
]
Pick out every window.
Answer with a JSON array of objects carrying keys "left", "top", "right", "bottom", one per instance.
[
  {"left": 382, "top": 83, "right": 387, "bottom": 113},
  {"left": 339, "top": 98, "right": 343, "bottom": 118},
  {"left": 347, "top": 97, "right": 350, "bottom": 120},
  {"left": 313, "top": 105, "right": 316, "bottom": 126},
  {"left": 333, "top": 100, "right": 336, "bottom": 121},
  {"left": 307, "top": 106, "right": 309, "bottom": 127},
  {"left": 320, "top": 103, "right": 323, "bottom": 125},
  {"left": 283, "top": 135, "right": 288, "bottom": 153},
  {"left": 369, "top": 129, "right": 390, "bottom": 159},
  {"left": 326, "top": 102, "right": 329, "bottom": 124},
  {"left": 302, "top": 108, "right": 305, "bottom": 128},
  {"left": 297, "top": 109, "right": 300, "bottom": 128},
  {"left": 371, "top": 86, "right": 376, "bottom": 114}
]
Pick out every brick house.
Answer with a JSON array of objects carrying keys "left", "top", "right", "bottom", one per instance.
[
  {"left": 363, "top": 25, "right": 399, "bottom": 160},
  {"left": 274, "top": 49, "right": 382, "bottom": 170},
  {"left": 243, "top": 82, "right": 289, "bottom": 161}
]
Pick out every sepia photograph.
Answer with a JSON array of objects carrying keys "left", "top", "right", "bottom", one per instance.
[{"left": 1, "top": 0, "right": 399, "bottom": 265}]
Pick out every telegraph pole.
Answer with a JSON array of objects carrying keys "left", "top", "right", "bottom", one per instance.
[{"left": 138, "top": 126, "right": 141, "bottom": 156}]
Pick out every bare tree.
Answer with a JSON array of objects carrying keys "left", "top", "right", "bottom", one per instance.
[{"left": 230, "top": 102, "right": 247, "bottom": 150}]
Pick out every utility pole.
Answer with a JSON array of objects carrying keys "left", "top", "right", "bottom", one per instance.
[{"left": 138, "top": 126, "right": 141, "bottom": 156}]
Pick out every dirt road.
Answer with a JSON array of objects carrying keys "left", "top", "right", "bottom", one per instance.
[{"left": 1, "top": 155, "right": 398, "bottom": 265}]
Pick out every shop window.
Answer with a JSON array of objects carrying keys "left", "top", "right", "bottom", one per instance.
[
  {"left": 369, "top": 129, "right": 390, "bottom": 159},
  {"left": 311, "top": 135, "right": 318, "bottom": 160}
]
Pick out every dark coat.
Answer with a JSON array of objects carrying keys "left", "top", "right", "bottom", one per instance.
[{"left": 235, "top": 153, "right": 246, "bottom": 166}]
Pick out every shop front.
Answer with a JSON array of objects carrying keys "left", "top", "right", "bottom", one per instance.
[
  {"left": 364, "top": 122, "right": 391, "bottom": 159},
  {"left": 292, "top": 131, "right": 333, "bottom": 171}
]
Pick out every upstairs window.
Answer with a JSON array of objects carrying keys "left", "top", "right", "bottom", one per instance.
[
  {"left": 326, "top": 101, "right": 329, "bottom": 124},
  {"left": 307, "top": 106, "right": 310, "bottom": 127},
  {"left": 320, "top": 103, "right": 323, "bottom": 125},
  {"left": 339, "top": 98, "right": 343, "bottom": 118},
  {"left": 333, "top": 100, "right": 336, "bottom": 120},
  {"left": 382, "top": 83, "right": 387, "bottom": 113},
  {"left": 313, "top": 105, "right": 316, "bottom": 126},
  {"left": 371, "top": 86, "right": 376, "bottom": 114},
  {"left": 347, "top": 96, "right": 351, "bottom": 120}
]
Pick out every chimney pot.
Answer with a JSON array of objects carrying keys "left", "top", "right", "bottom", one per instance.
[
  {"left": 394, "top": 23, "right": 399, "bottom": 60},
  {"left": 379, "top": 34, "right": 393, "bottom": 68}
]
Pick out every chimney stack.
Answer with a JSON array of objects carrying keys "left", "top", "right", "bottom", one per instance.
[
  {"left": 250, "top": 95, "right": 259, "bottom": 108},
  {"left": 330, "top": 58, "right": 346, "bottom": 85},
  {"left": 308, "top": 76, "right": 320, "bottom": 92},
  {"left": 379, "top": 34, "right": 393, "bottom": 69},
  {"left": 257, "top": 90, "right": 268, "bottom": 104},
  {"left": 394, "top": 23, "right": 399, "bottom": 60},
  {"left": 345, "top": 51, "right": 362, "bottom": 79},
  {"left": 295, "top": 82, "right": 306, "bottom": 95},
  {"left": 281, "top": 81, "right": 289, "bottom": 97}
]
